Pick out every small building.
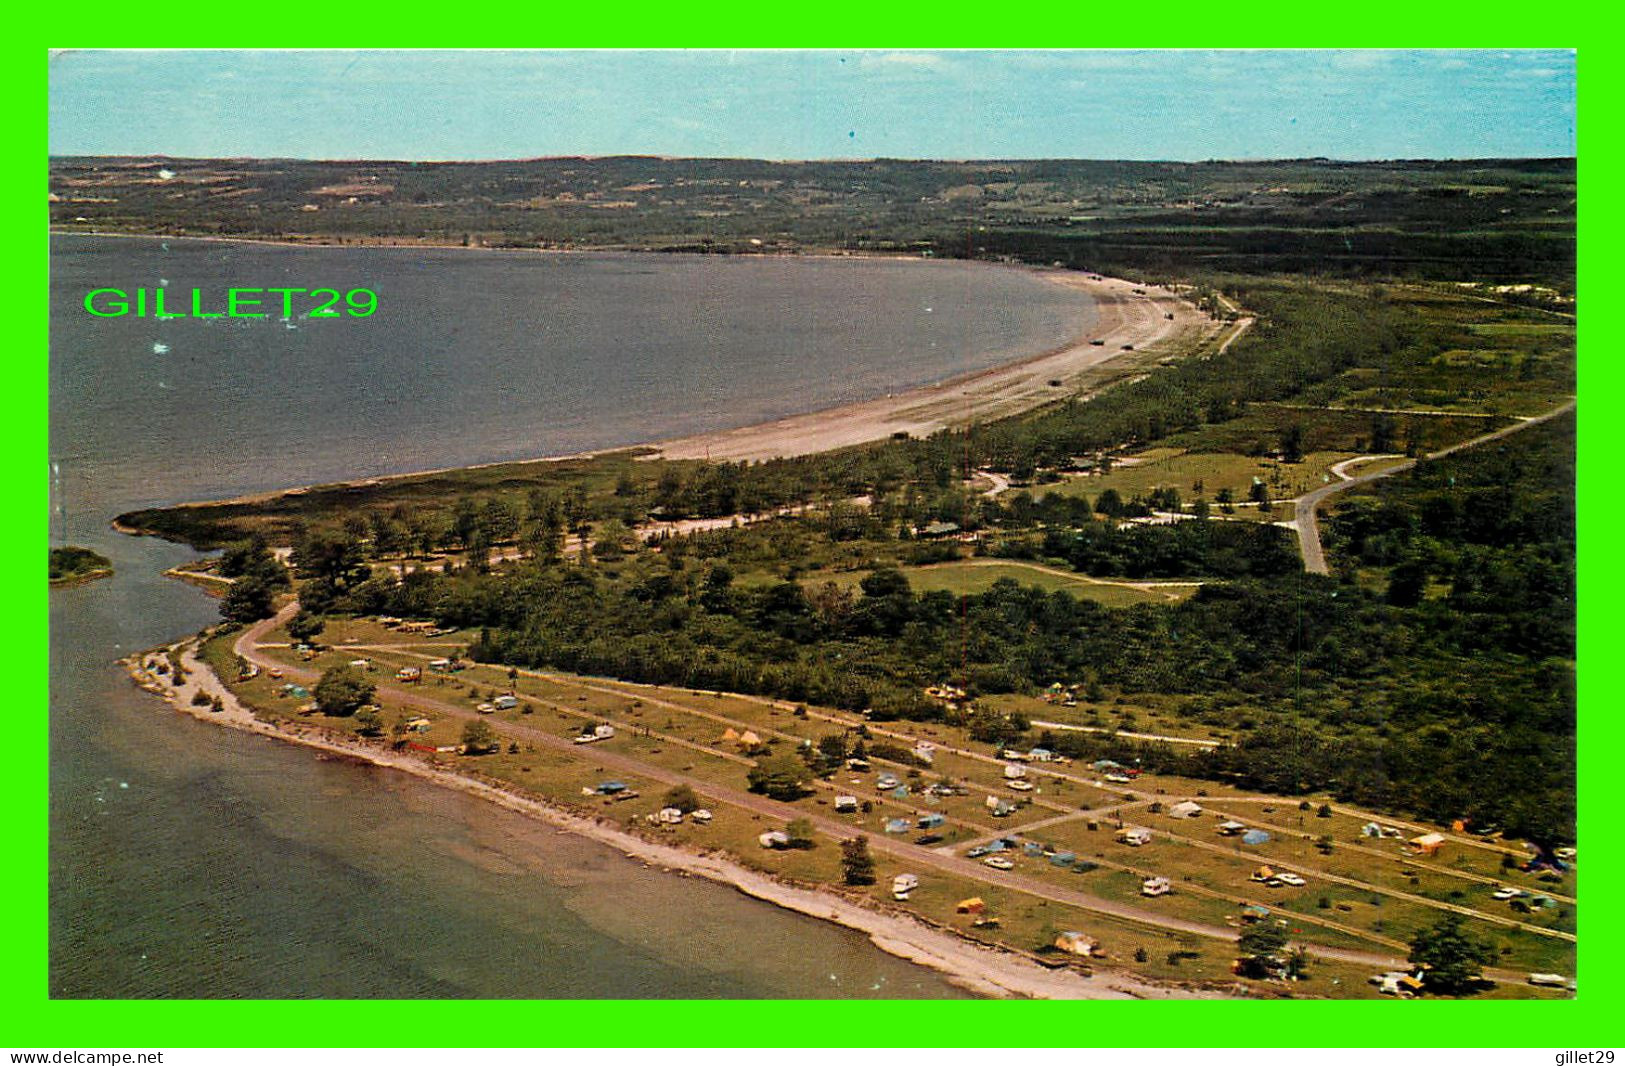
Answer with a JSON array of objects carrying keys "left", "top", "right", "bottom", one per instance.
[
  {"left": 1141, "top": 876, "right": 1172, "bottom": 897},
  {"left": 1029, "top": 747, "right": 1057, "bottom": 763},
  {"left": 396, "top": 666, "right": 422, "bottom": 683},
  {"left": 985, "top": 797, "right": 1016, "bottom": 817},
  {"left": 917, "top": 813, "right": 946, "bottom": 830},
  {"left": 428, "top": 658, "right": 453, "bottom": 672},
  {"left": 1003, "top": 763, "right": 1027, "bottom": 780},
  {"left": 1409, "top": 833, "right": 1446, "bottom": 856},
  {"left": 758, "top": 830, "right": 791, "bottom": 849},
  {"left": 1168, "top": 800, "right": 1203, "bottom": 819},
  {"left": 405, "top": 716, "right": 432, "bottom": 732},
  {"left": 885, "top": 818, "right": 912, "bottom": 834},
  {"left": 1116, "top": 827, "right": 1152, "bottom": 846},
  {"left": 656, "top": 807, "right": 684, "bottom": 825},
  {"left": 877, "top": 773, "right": 901, "bottom": 790},
  {"left": 892, "top": 873, "right": 919, "bottom": 900},
  {"left": 956, "top": 897, "right": 986, "bottom": 914},
  {"left": 834, "top": 795, "right": 860, "bottom": 814},
  {"left": 492, "top": 695, "right": 518, "bottom": 710},
  {"left": 1053, "top": 931, "right": 1098, "bottom": 957}
]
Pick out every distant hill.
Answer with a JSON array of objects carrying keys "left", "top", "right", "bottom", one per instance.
[{"left": 48, "top": 156, "right": 1574, "bottom": 285}]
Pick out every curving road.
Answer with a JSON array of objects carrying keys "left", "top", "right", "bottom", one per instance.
[{"left": 1293, "top": 399, "right": 1575, "bottom": 574}]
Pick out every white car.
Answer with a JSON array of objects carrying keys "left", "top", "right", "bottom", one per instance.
[
  {"left": 1105, "top": 773, "right": 1133, "bottom": 784},
  {"left": 1492, "top": 887, "right": 1520, "bottom": 900},
  {"left": 982, "top": 856, "right": 1015, "bottom": 870},
  {"left": 1007, "top": 780, "right": 1034, "bottom": 792},
  {"left": 1274, "top": 872, "right": 1307, "bottom": 887}
]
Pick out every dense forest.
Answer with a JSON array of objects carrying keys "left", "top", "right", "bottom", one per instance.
[{"left": 254, "top": 411, "right": 1572, "bottom": 845}]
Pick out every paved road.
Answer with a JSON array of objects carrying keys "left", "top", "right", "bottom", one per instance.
[{"left": 1292, "top": 399, "right": 1575, "bottom": 574}]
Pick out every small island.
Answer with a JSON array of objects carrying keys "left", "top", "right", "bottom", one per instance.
[{"left": 49, "top": 545, "right": 113, "bottom": 587}]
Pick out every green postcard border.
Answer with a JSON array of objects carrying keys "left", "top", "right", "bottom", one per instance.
[{"left": 16, "top": 16, "right": 1609, "bottom": 1049}]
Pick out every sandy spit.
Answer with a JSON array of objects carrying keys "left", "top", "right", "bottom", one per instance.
[{"left": 122, "top": 638, "right": 1236, "bottom": 1001}]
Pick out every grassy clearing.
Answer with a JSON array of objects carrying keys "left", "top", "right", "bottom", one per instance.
[
  {"left": 805, "top": 560, "right": 1182, "bottom": 606},
  {"left": 201, "top": 624, "right": 1576, "bottom": 995},
  {"left": 1042, "top": 450, "right": 1367, "bottom": 508}
]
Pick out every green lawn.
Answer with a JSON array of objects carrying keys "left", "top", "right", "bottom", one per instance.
[{"left": 805, "top": 560, "right": 1186, "bottom": 606}]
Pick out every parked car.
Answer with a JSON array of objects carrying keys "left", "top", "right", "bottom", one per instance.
[{"left": 982, "top": 856, "right": 1015, "bottom": 870}]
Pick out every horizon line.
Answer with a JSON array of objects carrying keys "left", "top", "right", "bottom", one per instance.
[{"left": 49, "top": 152, "right": 1578, "bottom": 166}]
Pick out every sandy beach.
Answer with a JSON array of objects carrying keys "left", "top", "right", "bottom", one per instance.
[
  {"left": 121, "top": 253, "right": 1224, "bottom": 516},
  {"left": 655, "top": 271, "right": 1219, "bottom": 462},
  {"left": 124, "top": 638, "right": 1234, "bottom": 1001}
]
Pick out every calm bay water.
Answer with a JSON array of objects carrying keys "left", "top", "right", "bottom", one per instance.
[{"left": 49, "top": 235, "right": 1093, "bottom": 998}]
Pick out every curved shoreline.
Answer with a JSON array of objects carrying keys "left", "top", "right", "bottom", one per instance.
[
  {"left": 122, "top": 637, "right": 1232, "bottom": 1001},
  {"left": 75, "top": 232, "right": 1218, "bottom": 514}
]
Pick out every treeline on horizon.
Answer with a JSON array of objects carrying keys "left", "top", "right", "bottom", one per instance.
[{"left": 50, "top": 155, "right": 1575, "bottom": 286}]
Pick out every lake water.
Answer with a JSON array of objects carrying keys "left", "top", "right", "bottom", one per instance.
[{"left": 48, "top": 235, "right": 1094, "bottom": 998}]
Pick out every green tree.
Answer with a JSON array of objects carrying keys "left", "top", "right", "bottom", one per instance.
[
  {"left": 1236, "top": 921, "right": 1290, "bottom": 978},
  {"left": 785, "top": 817, "right": 816, "bottom": 849},
  {"left": 839, "top": 837, "right": 876, "bottom": 885},
  {"left": 1280, "top": 423, "right": 1305, "bottom": 464},
  {"left": 461, "top": 719, "right": 498, "bottom": 754},
  {"left": 354, "top": 707, "right": 384, "bottom": 736},
  {"left": 1387, "top": 560, "right": 1428, "bottom": 607},
  {"left": 287, "top": 609, "right": 325, "bottom": 645},
  {"left": 746, "top": 752, "right": 810, "bottom": 801},
  {"left": 1409, "top": 914, "right": 1496, "bottom": 994},
  {"left": 314, "top": 664, "right": 375, "bottom": 717},
  {"left": 663, "top": 784, "right": 701, "bottom": 813},
  {"left": 220, "top": 575, "right": 276, "bottom": 624}
]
